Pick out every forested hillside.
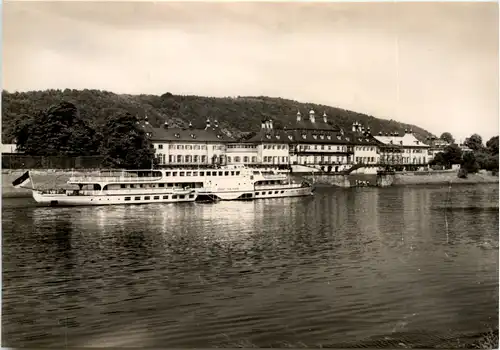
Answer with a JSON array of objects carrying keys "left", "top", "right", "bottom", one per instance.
[{"left": 2, "top": 89, "right": 434, "bottom": 143}]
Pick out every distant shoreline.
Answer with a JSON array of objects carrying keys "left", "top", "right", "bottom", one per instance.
[{"left": 2, "top": 168, "right": 498, "bottom": 199}]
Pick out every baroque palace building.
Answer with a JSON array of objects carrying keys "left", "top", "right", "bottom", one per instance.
[{"left": 141, "top": 109, "right": 430, "bottom": 171}]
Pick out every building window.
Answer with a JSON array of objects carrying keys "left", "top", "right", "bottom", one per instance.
[
  {"left": 185, "top": 155, "right": 192, "bottom": 163},
  {"left": 177, "top": 155, "right": 182, "bottom": 163},
  {"left": 235, "top": 156, "right": 241, "bottom": 162},
  {"left": 227, "top": 156, "right": 232, "bottom": 163},
  {"left": 252, "top": 156, "right": 257, "bottom": 163},
  {"left": 169, "top": 155, "right": 174, "bottom": 163},
  {"left": 243, "top": 156, "right": 249, "bottom": 163}
]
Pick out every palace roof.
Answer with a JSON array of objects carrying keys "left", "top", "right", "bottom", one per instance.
[
  {"left": 139, "top": 120, "right": 235, "bottom": 143},
  {"left": 374, "top": 132, "right": 429, "bottom": 148}
]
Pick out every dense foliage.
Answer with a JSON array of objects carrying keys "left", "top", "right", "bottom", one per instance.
[
  {"left": 11, "top": 101, "right": 156, "bottom": 169},
  {"left": 2, "top": 89, "right": 434, "bottom": 144},
  {"left": 439, "top": 132, "right": 454, "bottom": 144},
  {"left": 431, "top": 132, "right": 499, "bottom": 174},
  {"left": 98, "top": 109, "right": 158, "bottom": 169}
]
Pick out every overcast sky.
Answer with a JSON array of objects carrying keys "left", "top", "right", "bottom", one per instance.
[{"left": 3, "top": 1, "right": 499, "bottom": 141}]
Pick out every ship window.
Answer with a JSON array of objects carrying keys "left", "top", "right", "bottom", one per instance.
[
  {"left": 212, "top": 171, "right": 217, "bottom": 176},
  {"left": 121, "top": 184, "right": 126, "bottom": 188},
  {"left": 180, "top": 172, "right": 185, "bottom": 176},
  {"left": 154, "top": 196, "right": 159, "bottom": 200},
  {"left": 193, "top": 172, "right": 198, "bottom": 176},
  {"left": 135, "top": 197, "right": 140, "bottom": 200},
  {"left": 165, "top": 172, "right": 171, "bottom": 176},
  {"left": 275, "top": 191, "right": 279, "bottom": 194},
  {"left": 186, "top": 172, "right": 192, "bottom": 176},
  {"left": 130, "top": 184, "right": 135, "bottom": 188},
  {"left": 144, "top": 196, "right": 150, "bottom": 200},
  {"left": 218, "top": 171, "right": 223, "bottom": 176},
  {"left": 167, "top": 183, "right": 173, "bottom": 187},
  {"left": 231, "top": 171, "right": 235, "bottom": 176},
  {"left": 163, "top": 195, "right": 168, "bottom": 199},
  {"left": 125, "top": 197, "right": 131, "bottom": 201},
  {"left": 268, "top": 191, "right": 272, "bottom": 194},
  {"left": 172, "top": 195, "right": 178, "bottom": 199},
  {"left": 236, "top": 171, "right": 240, "bottom": 175},
  {"left": 179, "top": 195, "right": 185, "bottom": 199},
  {"left": 200, "top": 171, "right": 205, "bottom": 176},
  {"left": 159, "top": 183, "right": 165, "bottom": 187},
  {"left": 140, "top": 184, "right": 144, "bottom": 188},
  {"left": 172, "top": 172, "right": 177, "bottom": 176},
  {"left": 256, "top": 192, "right": 260, "bottom": 195},
  {"left": 189, "top": 194, "right": 195, "bottom": 199},
  {"left": 281, "top": 191, "right": 284, "bottom": 193},
  {"left": 224, "top": 171, "right": 229, "bottom": 176}
]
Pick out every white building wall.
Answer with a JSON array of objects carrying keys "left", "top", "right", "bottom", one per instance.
[
  {"left": 153, "top": 142, "right": 227, "bottom": 165},
  {"left": 260, "top": 143, "right": 289, "bottom": 165},
  {"left": 353, "top": 145, "right": 379, "bottom": 164}
]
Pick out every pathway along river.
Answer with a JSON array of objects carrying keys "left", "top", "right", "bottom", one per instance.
[{"left": 2, "top": 184, "right": 498, "bottom": 348}]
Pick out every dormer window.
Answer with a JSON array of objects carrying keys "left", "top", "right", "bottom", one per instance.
[
  {"left": 337, "top": 136, "right": 341, "bottom": 140},
  {"left": 327, "top": 135, "right": 331, "bottom": 140},
  {"left": 416, "top": 141, "right": 420, "bottom": 145},
  {"left": 190, "top": 133, "right": 196, "bottom": 139},
  {"left": 302, "top": 134, "right": 306, "bottom": 139},
  {"left": 400, "top": 141, "right": 403, "bottom": 145},
  {"left": 217, "top": 135, "right": 222, "bottom": 139},
  {"left": 288, "top": 135, "right": 293, "bottom": 140},
  {"left": 345, "top": 137, "right": 350, "bottom": 141},
  {"left": 266, "top": 134, "right": 271, "bottom": 139},
  {"left": 313, "top": 135, "right": 317, "bottom": 139},
  {"left": 320, "top": 135, "right": 324, "bottom": 140},
  {"left": 276, "top": 135, "right": 280, "bottom": 139},
  {"left": 174, "top": 133, "right": 180, "bottom": 138}
]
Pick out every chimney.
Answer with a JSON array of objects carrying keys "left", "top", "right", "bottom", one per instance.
[
  {"left": 261, "top": 119, "right": 266, "bottom": 129},
  {"left": 145, "top": 115, "right": 149, "bottom": 125},
  {"left": 323, "top": 111, "right": 327, "bottom": 123},
  {"left": 367, "top": 126, "right": 371, "bottom": 134},
  {"left": 269, "top": 120, "right": 273, "bottom": 129},
  {"left": 404, "top": 128, "right": 408, "bottom": 134},
  {"left": 214, "top": 120, "right": 219, "bottom": 128},
  {"left": 378, "top": 131, "right": 382, "bottom": 136},
  {"left": 297, "top": 110, "right": 301, "bottom": 122},
  {"left": 163, "top": 121, "right": 169, "bottom": 129},
  {"left": 205, "top": 118, "right": 211, "bottom": 129},
  {"left": 309, "top": 109, "right": 315, "bottom": 123},
  {"left": 188, "top": 121, "right": 193, "bottom": 128},
  {"left": 352, "top": 122, "right": 357, "bottom": 132}
]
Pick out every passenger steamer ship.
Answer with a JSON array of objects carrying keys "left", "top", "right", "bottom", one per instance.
[{"left": 12, "top": 165, "right": 314, "bottom": 206}]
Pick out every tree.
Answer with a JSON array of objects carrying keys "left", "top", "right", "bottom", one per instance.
[
  {"left": 440, "top": 132, "right": 454, "bottom": 144},
  {"left": 443, "top": 144, "right": 463, "bottom": 165},
  {"left": 13, "top": 101, "right": 99, "bottom": 156},
  {"left": 98, "top": 110, "right": 158, "bottom": 169},
  {"left": 464, "top": 133, "right": 483, "bottom": 151},
  {"left": 486, "top": 136, "right": 499, "bottom": 155},
  {"left": 461, "top": 151, "right": 479, "bottom": 173}
]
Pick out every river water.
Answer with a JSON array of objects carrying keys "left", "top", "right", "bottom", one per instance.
[{"left": 2, "top": 184, "right": 498, "bottom": 348}]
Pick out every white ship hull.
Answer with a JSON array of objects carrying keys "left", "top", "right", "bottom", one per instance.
[
  {"left": 254, "top": 185, "right": 314, "bottom": 199},
  {"left": 32, "top": 190, "right": 197, "bottom": 206}
]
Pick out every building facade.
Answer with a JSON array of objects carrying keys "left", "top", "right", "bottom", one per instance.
[
  {"left": 143, "top": 118, "right": 234, "bottom": 166},
  {"left": 374, "top": 129, "right": 430, "bottom": 166},
  {"left": 145, "top": 111, "right": 430, "bottom": 171}
]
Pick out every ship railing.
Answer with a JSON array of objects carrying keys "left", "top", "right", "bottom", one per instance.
[
  {"left": 68, "top": 176, "right": 163, "bottom": 183},
  {"left": 261, "top": 174, "right": 287, "bottom": 180}
]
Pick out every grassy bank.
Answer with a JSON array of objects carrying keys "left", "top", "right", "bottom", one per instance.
[{"left": 393, "top": 170, "right": 498, "bottom": 186}]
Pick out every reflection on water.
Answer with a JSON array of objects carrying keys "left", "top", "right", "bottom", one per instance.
[{"left": 2, "top": 184, "right": 498, "bottom": 348}]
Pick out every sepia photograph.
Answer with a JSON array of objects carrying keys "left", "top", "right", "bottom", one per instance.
[{"left": 2, "top": 0, "right": 499, "bottom": 348}]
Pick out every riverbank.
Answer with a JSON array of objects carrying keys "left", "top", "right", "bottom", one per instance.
[
  {"left": 2, "top": 169, "right": 498, "bottom": 198},
  {"left": 393, "top": 170, "right": 498, "bottom": 186}
]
